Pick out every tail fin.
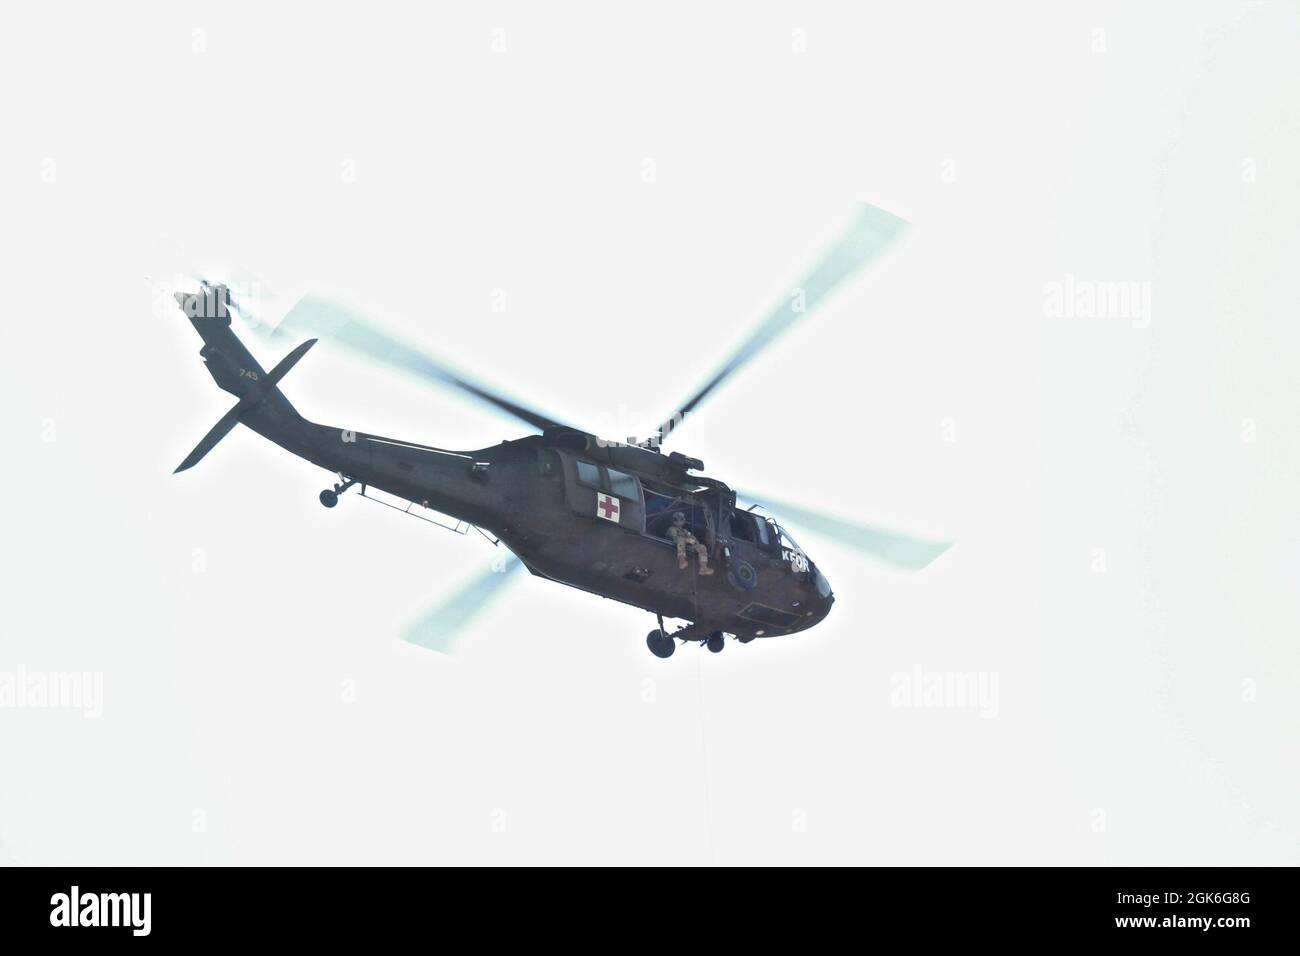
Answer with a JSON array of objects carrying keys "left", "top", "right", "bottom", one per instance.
[
  {"left": 173, "top": 285, "right": 316, "bottom": 473},
  {"left": 176, "top": 284, "right": 273, "bottom": 400}
]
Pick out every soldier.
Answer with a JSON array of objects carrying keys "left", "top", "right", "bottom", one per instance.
[{"left": 668, "top": 511, "right": 712, "bottom": 575}]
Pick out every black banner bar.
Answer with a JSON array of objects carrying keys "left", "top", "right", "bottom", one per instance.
[{"left": 0, "top": 866, "right": 1293, "bottom": 943}]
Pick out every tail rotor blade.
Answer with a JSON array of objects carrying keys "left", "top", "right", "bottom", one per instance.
[
  {"left": 739, "top": 491, "right": 951, "bottom": 571},
  {"left": 404, "top": 554, "right": 525, "bottom": 653},
  {"left": 193, "top": 266, "right": 280, "bottom": 336}
]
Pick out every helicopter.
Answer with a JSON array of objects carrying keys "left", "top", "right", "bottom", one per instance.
[{"left": 171, "top": 203, "right": 950, "bottom": 658}]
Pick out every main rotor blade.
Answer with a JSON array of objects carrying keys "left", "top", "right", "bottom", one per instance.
[
  {"left": 655, "top": 203, "right": 907, "bottom": 443},
  {"left": 739, "top": 491, "right": 951, "bottom": 571},
  {"left": 270, "top": 295, "right": 567, "bottom": 434},
  {"left": 404, "top": 554, "right": 525, "bottom": 653}
]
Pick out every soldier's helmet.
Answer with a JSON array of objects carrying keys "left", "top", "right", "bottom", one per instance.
[{"left": 672, "top": 511, "right": 686, "bottom": 525}]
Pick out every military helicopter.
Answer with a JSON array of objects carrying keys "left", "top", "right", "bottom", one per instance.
[{"left": 171, "top": 203, "right": 949, "bottom": 658}]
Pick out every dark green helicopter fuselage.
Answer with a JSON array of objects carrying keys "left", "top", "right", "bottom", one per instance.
[{"left": 178, "top": 288, "right": 834, "bottom": 642}]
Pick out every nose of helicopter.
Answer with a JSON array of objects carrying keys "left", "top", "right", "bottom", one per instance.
[{"left": 804, "top": 563, "right": 835, "bottom": 626}]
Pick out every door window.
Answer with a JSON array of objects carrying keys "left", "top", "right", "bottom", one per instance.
[
  {"left": 607, "top": 468, "right": 638, "bottom": 499},
  {"left": 575, "top": 460, "right": 641, "bottom": 501},
  {"left": 576, "top": 460, "right": 601, "bottom": 489}
]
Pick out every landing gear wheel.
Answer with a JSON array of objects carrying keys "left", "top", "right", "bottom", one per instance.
[
  {"left": 320, "top": 476, "right": 357, "bottom": 509},
  {"left": 646, "top": 629, "right": 675, "bottom": 659},
  {"left": 706, "top": 631, "right": 725, "bottom": 654}
]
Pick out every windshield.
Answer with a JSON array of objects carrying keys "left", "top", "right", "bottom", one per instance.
[{"left": 773, "top": 522, "right": 801, "bottom": 551}]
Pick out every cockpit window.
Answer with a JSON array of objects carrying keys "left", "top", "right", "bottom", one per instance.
[
  {"left": 775, "top": 523, "right": 800, "bottom": 551},
  {"left": 576, "top": 460, "right": 601, "bottom": 489}
]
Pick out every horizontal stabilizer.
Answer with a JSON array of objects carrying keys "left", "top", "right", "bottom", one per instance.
[
  {"left": 173, "top": 331, "right": 317, "bottom": 474},
  {"left": 263, "top": 337, "right": 317, "bottom": 389},
  {"left": 174, "top": 404, "right": 243, "bottom": 473}
]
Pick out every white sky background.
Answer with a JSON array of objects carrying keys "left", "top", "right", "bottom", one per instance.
[{"left": 1, "top": 1, "right": 1297, "bottom": 864}]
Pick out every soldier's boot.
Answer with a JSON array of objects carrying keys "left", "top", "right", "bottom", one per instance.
[{"left": 698, "top": 550, "right": 714, "bottom": 575}]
